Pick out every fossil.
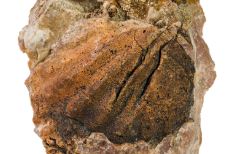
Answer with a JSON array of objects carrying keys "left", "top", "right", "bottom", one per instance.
[{"left": 19, "top": 0, "right": 215, "bottom": 153}]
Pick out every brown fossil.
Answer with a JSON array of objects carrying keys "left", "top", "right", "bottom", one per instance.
[{"left": 19, "top": 0, "right": 215, "bottom": 153}]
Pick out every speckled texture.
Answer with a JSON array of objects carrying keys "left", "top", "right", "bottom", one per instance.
[{"left": 19, "top": 0, "right": 215, "bottom": 154}]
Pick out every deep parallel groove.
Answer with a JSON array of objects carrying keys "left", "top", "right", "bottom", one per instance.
[
  {"left": 114, "top": 30, "right": 166, "bottom": 103},
  {"left": 109, "top": 34, "right": 163, "bottom": 115},
  {"left": 136, "top": 38, "right": 176, "bottom": 104},
  {"left": 115, "top": 47, "right": 148, "bottom": 100}
]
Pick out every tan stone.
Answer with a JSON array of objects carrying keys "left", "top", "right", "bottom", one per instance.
[{"left": 19, "top": 0, "right": 215, "bottom": 153}]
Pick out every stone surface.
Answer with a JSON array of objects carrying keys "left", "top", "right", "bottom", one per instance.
[{"left": 19, "top": 0, "right": 216, "bottom": 154}]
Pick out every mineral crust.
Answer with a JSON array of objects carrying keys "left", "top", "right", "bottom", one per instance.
[{"left": 19, "top": 0, "right": 216, "bottom": 153}]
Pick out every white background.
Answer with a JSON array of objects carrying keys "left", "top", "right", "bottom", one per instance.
[{"left": 0, "top": 0, "right": 231, "bottom": 154}]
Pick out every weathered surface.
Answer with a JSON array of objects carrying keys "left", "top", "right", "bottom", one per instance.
[{"left": 19, "top": 0, "right": 215, "bottom": 154}]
